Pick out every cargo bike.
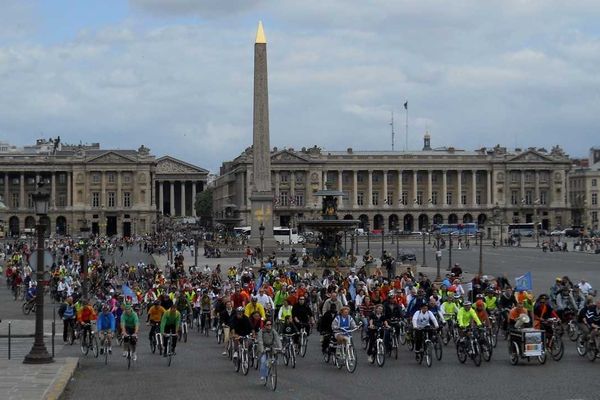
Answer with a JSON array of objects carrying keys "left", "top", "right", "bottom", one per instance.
[{"left": 508, "top": 328, "right": 546, "bottom": 365}]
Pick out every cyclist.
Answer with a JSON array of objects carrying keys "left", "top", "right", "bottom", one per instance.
[
  {"left": 175, "top": 291, "right": 193, "bottom": 326},
  {"left": 25, "top": 281, "right": 37, "bottom": 302},
  {"left": 332, "top": 305, "right": 357, "bottom": 348},
  {"left": 249, "top": 311, "right": 264, "bottom": 335},
  {"left": 230, "top": 306, "right": 252, "bottom": 359},
  {"left": 412, "top": 303, "right": 439, "bottom": 358},
  {"left": 292, "top": 295, "right": 314, "bottom": 335},
  {"left": 319, "top": 303, "right": 338, "bottom": 354},
  {"left": 96, "top": 304, "right": 116, "bottom": 354},
  {"left": 367, "top": 304, "right": 390, "bottom": 363},
  {"left": 245, "top": 295, "right": 266, "bottom": 321},
  {"left": 484, "top": 288, "right": 498, "bottom": 312},
  {"left": 441, "top": 294, "right": 461, "bottom": 324},
  {"left": 147, "top": 300, "right": 166, "bottom": 343},
  {"left": 474, "top": 300, "right": 491, "bottom": 328},
  {"left": 160, "top": 303, "right": 181, "bottom": 357},
  {"left": 456, "top": 301, "right": 482, "bottom": 334},
  {"left": 277, "top": 299, "right": 293, "bottom": 325},
  {"left": 508, "top": 301, "right": 531, "bottom": 329},
  {"left": 219, "top": 300, "right": 235, "bottom": 356},
  {"left": 257, "top": 319, "right": 282, "bottom": 383},
  {"left": 77, "top": 298, "right": 97, "bottom": 345},
  {"left": 120, "top": 305, "right": 140, "bottom": 361}
]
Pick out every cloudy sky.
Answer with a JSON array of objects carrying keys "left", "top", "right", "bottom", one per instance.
[{"left": 1, "top": 1, "right": 599, "bottom": 171}]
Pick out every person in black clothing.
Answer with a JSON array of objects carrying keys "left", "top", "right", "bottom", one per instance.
[
  {"left": 230, "top": 307, "right": 252, "bottom": 359},
  {"left": 498, "top": 288, "right": 517, "bottom": 332},
  {"left": 292, "top": 296, "right": 314, "bottom": 335},
  {"left": 319, "top": 303, "right": 337, "bottom": 353},
  {"left": 367, "top": 304, "right": 389, "bottom": 363}
]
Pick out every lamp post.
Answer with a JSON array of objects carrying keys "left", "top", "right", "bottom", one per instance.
[
  {"left": 350, "top": 232, "right": 355, "bottom": 268},
  {"left": 23, "top": 190, "right": 53, "bottom": 364},
  {"left": 421, "top": 230, "right": 427, "bottom": 268},
  {"left": 259, "top": 222, "right": 265, "bottom": 263},
  {"left": 447, "top": 232, "right": 452, "bottom": 271},
  {"left": 435, "top": 234, "right": 442, "bottom": 282},
  {"left": 478, "top": 229, "right": 484, "bottom": 276},
  {"left": 534, "top": 198, "right": 541, "bottom": 248},
  {"left": 381, "top": 226, "right": 385, "bottom": 259}
]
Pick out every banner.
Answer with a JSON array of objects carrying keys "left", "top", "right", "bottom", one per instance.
[{"left": 515, "top": 272, "right": 533, "bottom": 291}]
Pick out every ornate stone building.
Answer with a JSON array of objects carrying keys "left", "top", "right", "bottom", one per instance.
[
  {"left": 213, "top": 135, "right": 573, "bottom": 236},
  {"left": 0, "top": 140, "right": 207, "bottom": 237},
  {"left": 568, "top": 147, "right": 600, "bottom": 231},
  {"left": 155, "top": 156, "right": 208, "bottom": 218}
]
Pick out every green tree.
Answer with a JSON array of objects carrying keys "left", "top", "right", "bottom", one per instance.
[{"left": 195, "top": 189, "right": 213, "bottom": 227}]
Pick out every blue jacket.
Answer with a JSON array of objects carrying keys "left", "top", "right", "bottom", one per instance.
[{"left": 96, "top": 312, "right": 116, "bottom": 332}]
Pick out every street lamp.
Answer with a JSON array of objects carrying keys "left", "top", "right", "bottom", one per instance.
[
  {"left": 534, "top": 198, "right": 541, "bottom": 248},
  {"left": 259, "top": 222, "right": 265, "bottom": 263},
  {"left": 478, "top": 229, "right": 484, "bottom": 276},
  {"left": 79, "top": 218, "right": 91, "bottom": 299},
  {"left": 381, "top": 226, "right": 385, "bottom": 259},
  {"left": 435, "top": 234, "right": 442, "bottom": 282},
  {"left": 24, "top": 190, "right": 53, "bottom": 364}
]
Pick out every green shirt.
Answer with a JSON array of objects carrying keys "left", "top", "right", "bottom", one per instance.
[
  {"left": 160, "top": 310, "right": 181, "bottom": 333},
  {"left": 456, "top": 307, "right": 481, "bottom": 328},
  {"left": 121, "top": 311, "right": 139, "bottom": 329}
]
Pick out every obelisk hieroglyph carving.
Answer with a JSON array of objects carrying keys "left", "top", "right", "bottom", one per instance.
[{"left": 250, "top": 21, "right": 276, "bottom": 250}]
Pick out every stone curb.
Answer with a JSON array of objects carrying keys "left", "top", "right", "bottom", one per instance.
[{"left": 43, "top": 357, "right": 78, "bottom": 400}]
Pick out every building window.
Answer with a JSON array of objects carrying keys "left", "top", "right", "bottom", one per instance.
[
  {"left": 372, "top": 191, "right": 379, "bottom": 206},
  {"left": 540, "top": 171, "right": 549, "bottom": 182},
  {"left": 92, "top": 192, "right": 99, "bottom": 207},
  {"left": 525, "top": 172, "right": 534, "bottom": 182},
  {"left": 461, "top": 191, "right": 467, "bottom": 205},
  {"left": 108, "top": 192, "right": 116, "bottom": 207},
  {"left": 342, "top": 173, "right": 350, "bottom": 184},
  {"left": 27, "top": 194, "right": 33, "bottom": 208},
  {"left": 387, "top": 191, "right": 393, "bottom": 206},
  {"left": 511, "top": 190, "right": 519, "bottom": 205},
  {"left": 11, "top": 192, "right": 19, "bottom": 208},
  {"left": 540, "top": 190, "right": 547, "bottom": 205},
  {"left": 431, "top": 191, "right": 438, "bottom": 205},
  {"left": 92, "top": 173, "right": 101, "bottom": 184},
  {"left": 57, "top": 194, "right": 66, "bottom": 207},
  {"left": 401, "top": 191, "right": 408, "bottom": 205},
  {"left": 416, "top": 173, "right": 422, "bottom": 183},
  {"left": 416, "top": 191, "right": 423, "bottom": 205},
  {"left": 402, "top": 174, "right": 408, "bottom": 184},
  {"left": 58, "top": 173, "right": 66, "bottom": 184},
  {"left": 279, "top": 191, "right": 288, "bottom": 206},
  {"left": 123, "top": 192, "right": 131, "bottom": 208},
  {"left": 357, "top": 192, "right": 364, "bottom": 206},
  {"left": 593, "top": 179, "right": 597, "bottom": 187},
  {"left": 373, "top": 173, "right": 380, "bottom": 183},
  {"left": 446, "top": 192, "right": 452, "bottom": 205},
  {"left": 593, "top": 193, "right": 598, "bottom": 206},
  {"left": 280, "top": 173, "right": 288, "bottom": 183},
  {"left": 592, "top": 211, "right": 598, "bottom": 222},
  {"left": 357, "top": 173, "right": 365, "bottom": 183},
  {"left": 123, "top": 173, "right": 132, "bottom": 183},
  {"left": 432, "top": 174, "right": 438, "bottom": 183},
  {"left": 295, "top": 173, "right": 304, "bottom": 184},
  {"left": 476, "top": 191, "right": 481, "bottom": 205},
  {"left": 294, "top": 192, "right": 304, "bottom": 206},
  {"left": 511, "top": 171, "right": 519, "bottom": 183},
  {"left": 27, "top": 177, "right": 36, "bottom": 185},
  {"left": 525, "top": 190, "right": 532, "bottom": 205}
]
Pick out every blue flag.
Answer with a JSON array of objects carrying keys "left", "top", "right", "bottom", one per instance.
[
  {"left": 515, "top": 272, "right": 533, "bottom": 291},
  {"left": 122, "top": 284, "right": 136, "bottom": 303}
]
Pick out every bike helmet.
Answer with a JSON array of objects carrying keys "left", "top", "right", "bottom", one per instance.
[
  {"left": 463, "top": 301, "right": 472, "bottom": 306},
  {"left": 236, "top": 306, "right": 244, "bottom": 313},
  {"left": 453, "top": 293, "right": 462, "bottom": 300}
]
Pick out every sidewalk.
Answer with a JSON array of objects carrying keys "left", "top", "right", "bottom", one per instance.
[
  {"left": 0, "top": 320, "right": 55, "bottom": 338},
  {"left": 0, "top": 357, "right": 78, "bottom": 400}
]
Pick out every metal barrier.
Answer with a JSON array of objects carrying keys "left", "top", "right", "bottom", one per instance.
[{"left": 8, "top": 321, "right": 11, "bottom": 360}]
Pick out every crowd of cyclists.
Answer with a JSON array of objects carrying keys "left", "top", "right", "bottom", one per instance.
[{"left": 2, "top": 233, "right": 600, "bottom": 387}]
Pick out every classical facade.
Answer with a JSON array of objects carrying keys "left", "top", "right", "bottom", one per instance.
[
  {"left": 213, "top": 136, "right": 573, "bottom": 236},
  {"left": 568, "top": 147, "right": 600, "bottom": 231},
  {"left": 0, "top": 140, "right": 207, "bottom": 237},
  {"left": 155, "top": 156, "right": 208, "bottom": 218}
]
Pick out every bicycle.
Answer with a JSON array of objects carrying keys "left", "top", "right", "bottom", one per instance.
[
  {"left": 324, "top": 325, "right": 360, "bottom": 373},
  {"left": 282, "top": 333, "right": 297, "bottom": 368},
  {"left": 79, "top": 323, "right": 99, "bottom": 358},
  {"left": 263, "top": 348, "right": 279, "bottom": 391},
  {"left": 148, "top": 322, "right": 160, "bottom": 354},
  {"left": 585, "top": 332, "right": 599, "bottom": 362},
  {"left": 249, "top": 336, "right": 259, "bottom": 370},
  {"left": 239, "top": 336, "right": 251, "bottom": 375},
  {"left": 478, "top": 327, "right": 494, "bottom": 362},
  {"left": 22, "top": 298, "right": 36, "bottom": 315},
  {"left": 216, "top": 322, "right": 224, "bottom": 344},
  {"left": 163, "top": 333, "right": 177, "bottom": 366},
  {"left": 388, "top": 320, "right": 400, "bottom": 360},
  {"left": 456, "top": 328, "right": 482, "bottom": 367},
  {"left": 179, "top": 312, "right": 189, "bottom": 343},
  {"left": 99, "top": 332, "right": 112, "bottom": 365},
  {"left": 298, "top": 325, "right": 308, "bottom": 357},
  {"left": 544, "top": 318, "right": 564, "bottom": 361},
  {"left": 200, "top": 311, "right": 211, "bottom": 337},
  {"left": 367, "top": 326, "right": 388, "bottom": 367},
  {"left": 431, "top": 328, "right": 443, "bottom": 361},
  {"left": 415, "top": 328, "right": 435, "bottom": 367},
  {"left": 123, "top": 334, "right": 137, "bottom": 370}
]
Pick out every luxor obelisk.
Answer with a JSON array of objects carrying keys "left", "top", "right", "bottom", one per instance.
[{"left": 250, "top": 21, "right": 276, "bottom": 250}]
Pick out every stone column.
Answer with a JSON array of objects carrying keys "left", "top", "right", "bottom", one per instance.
[
  {"left": 383, "top": 170, "right": 388, "bottom": 207},
  {"left": 51, "top": 172, "right": 56, "bottom": 209},
  {"left": 274, "top": 172, "right": 280, "bottom": 199},
  {"left": 472, "top": 170, "right": 477, "bottom": 206},
  {"left": 487, "top": 170, "right": 492, "bottom": 206},
  {"left": 290, "top": 170, "right": 296, "bottom": 198},
  {"left": 3, "top": 173, "right": 9, "bottom": 208},
  {"left": 367, "top": 170, "right": 373, "bottom": 207},
  {"left": 101, "top": 172, "right": 106, "bottom": 207},
  {"left": 412, "top": 170, "right": 418, "bottom": 205},
  {"left": 117, "top": 172, "right": 122, "bottom": 208},
  {"left": 67, "top": 172, "right": 72, "bottom": 207},
  {"left": 170, "top": 181, "right": 175, "bottom": 216},
  {"left": 442, "top": 170, "right": 447, "bottom": 206},
  {"left": 397, "top": 170, "right": 403, "bottom": 206},
  {"left": 181, "top": 181, "right": 186, "bottom": 216},
  {"left": 19, "top": 172, "right": 25, "bottom": 209},
  {"left": 535, "top": 170, "right": 540, "bottom": 202},
  {"left": 158, "top": 181, "right": 164, "bottom": 214},
  {"left": 337, "top": 170, "right": 343, "bottom": 208},
  {"left": 322, "top": 170, "right": 327, "bottom": 189},
  {"left": 457, "top": 170, "right": 462, "bottom": 207},
  {"left": 427, "top": 170, "right": 432, "bottom": 206},
  {"left": 191, "top": 181, "right": 197, "bottom": 217},
  {"left": 520, "top": 171, "right": 525, "bottom": 204},
  {"left": 353, "top": 170, "right": 358, "bottom": 208}
]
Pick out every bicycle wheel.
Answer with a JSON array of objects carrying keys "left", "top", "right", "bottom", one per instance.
[
  {"left": 22, "top": 302, "right": 31, "bottom": 315},
  {"left": 283, "top": 346, "right": 290, "bottom": 366},
  {"left": 80, "top": 334, "right": 89, "bottom": 356},
  {"left": 550, "top": 337, "right": 564, "bottom": 361},
  {"left": 253, "top": 346, "right": 259, "bottom": 370},
  {"left": 537, "top": 350, "right": 546, "bottom": 364},
  {"left": 441, "top": 325, "right": 450, "bottom": 345},
  {"left": 291, "top": 345, "right": 296, "bottom": 368},
  {"left": 568, "top": 322, "right": 579, "bottom": 342},
  {"left": 104, "top": 344, "right": 109, "bottom": 365},
  {"left": 300, "top": 333, "right": 307, "bottom": 357},
  {"left": 183, "top": 325, "right": 188, "bottom": 343},
  {"left": 92, "top": 335, "right": 99, "bottom": 358},
  {"left": 424, "top": 341, "right": 433, "bottom": 368},
  {"left": 392, "top": 336, "right": 398, "bottom": 360},
  {"left": 434, "top": 336, "right": 443, "bottom": 361},
  {"left": 150, "top": 335, "right": 156, "bottom": 354},
  {"left": 217, "top": 327, "right": 223, "bottom": 344},
  {"left": 241, "top": 348, "right": 250, "bottom": 375},
  {"left": 127, "top": 348, "right": 131, "bottom": 370},
  {"left": 234, "top": 349, "right": 241, "bottom": 372},
  {"left": 376, "top": 340, "right": 385, "bottom": 367},
  {"left": 586, "top": 342, "right": 597, "bottom": 362},
  {"left": 323, "top": 348, "right": 331, "bottom": 363},
  {"left": 361, "top": 331, "right": 368, "bottom": 350},
  {"left": 345, "top": 344, "right": 357, "bottom": 373},
  {"left": 472, "top": 341, "right": 482, "bottom": 366},
  {"left": 407, "top": 334, "right": 414, "bottom": 351},
  {"left": 398, "top": 324, "right": 406, "bottom": 345},
  {"left": 576, "top": 337, "right": 587, "bottom": 357},
  {"left": 157, "top": 334, "right": 163, "bottom": 356},
  {"left": 481, "top": 340, "right": 492, "bottom": 362},
  {"left": 456, "top": 342, "right": 467, "bottom": 363},
  {"left": 268, "top": 361, "right": 277, "bottom": 391},
  {"left": 68, "top": 326, "right": 75, "bottom": 345}
]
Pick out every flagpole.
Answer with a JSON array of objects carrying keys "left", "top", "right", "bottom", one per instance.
[{"left": 404, "top": 101, "right": 408, "bottom": 151}]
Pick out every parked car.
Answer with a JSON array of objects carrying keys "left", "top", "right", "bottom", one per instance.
[
  {"left": 550, "top": 229, "right": 566, "bottom": 236},
  {"left": 564, "top": 228, "right": 582, "bottom": 238},
  {"left": 398, "top": 252, "right": 417, "bottom": 262}
]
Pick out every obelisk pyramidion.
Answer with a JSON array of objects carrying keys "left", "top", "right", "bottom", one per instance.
[{"left": 250, "top": 21, "right": 276, "bottom": 250}]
